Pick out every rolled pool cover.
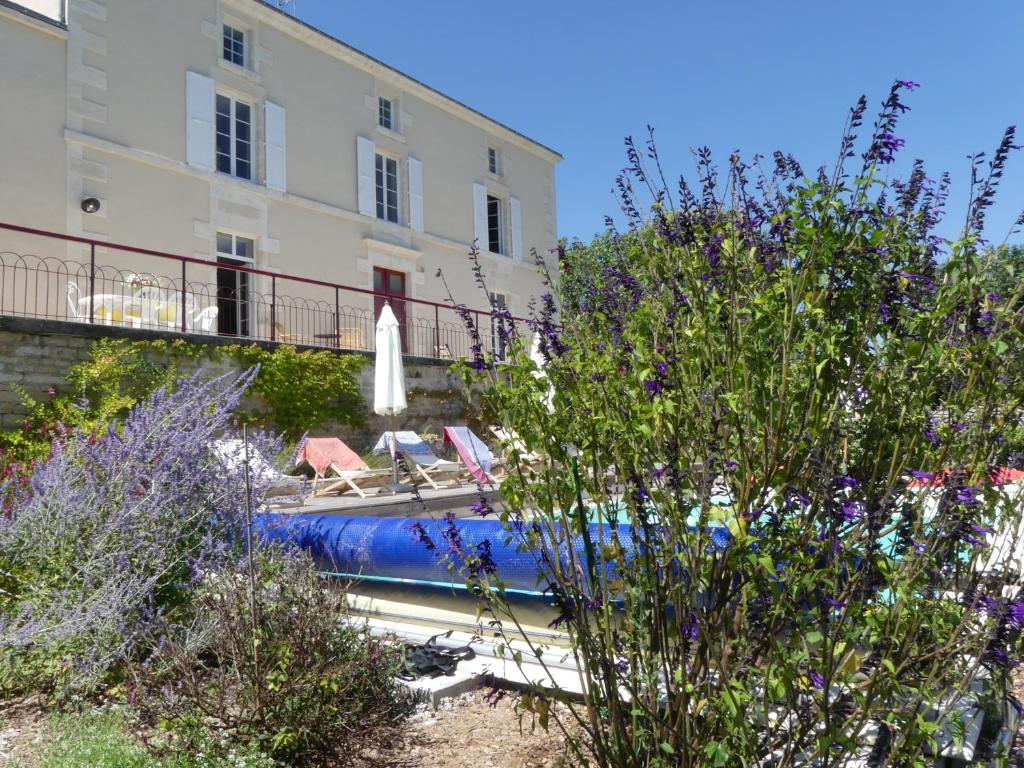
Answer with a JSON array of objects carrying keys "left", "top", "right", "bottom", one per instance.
[{"left": 256, "top": 513, "right": 644, "bottom": 594}]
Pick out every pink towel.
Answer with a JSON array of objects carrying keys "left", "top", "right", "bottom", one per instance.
[
  {"left": 294, "top": 437, "right": 366, "bottom": 478},
  {"left": 443, "top": 426, "right": 493, "bottom": 484}
]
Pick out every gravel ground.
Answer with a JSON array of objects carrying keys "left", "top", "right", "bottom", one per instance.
[
  {"left": 0, "top": 690, "right": 573, "bottom": 768},
  {"left": 0, "top": 696, "right": 46, "bottom": 767},
  {"left": 386, "top": 690, "right": 574, "bottom": 768}
]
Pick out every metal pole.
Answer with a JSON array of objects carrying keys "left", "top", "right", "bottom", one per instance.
[
  {"left": 241, "top": 424, "right": 261, "bottom": 712},
  {"left": 334, "top": 286, "right": 340, "bottom": 349},
  {"left": 270, "top": 274, "right": 277, "bottom": 341},
  {"left": 434, "top": 305, "right": 440, "bottom": 359},
  {"left": 180, "top": 260, "right": 187, "bottom": 333},
  {"left": 391, "top": 412, "right": 398, "bottom": 488},
  {"left": 88, "top": 243, "right": 96, "bottom": 324}
]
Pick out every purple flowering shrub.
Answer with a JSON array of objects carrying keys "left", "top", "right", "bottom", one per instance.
[
  {"left": 459, "top": 83, "right": 1024, "bottom": 766},
  {"left": 0, "top": 369, "right": 282, "bottom": 695}
]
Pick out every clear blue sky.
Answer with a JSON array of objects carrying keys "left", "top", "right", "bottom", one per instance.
[{"left": 290, "top": 0, "right": 1023, "bottom": 248}]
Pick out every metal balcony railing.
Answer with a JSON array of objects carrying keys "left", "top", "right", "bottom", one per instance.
[{"left": 0, "top": 222, "right": 523, "bottom": 361}]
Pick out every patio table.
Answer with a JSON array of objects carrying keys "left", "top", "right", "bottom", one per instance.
[{"left": 77, "top": 294, "right": 188, "bottom": 328}]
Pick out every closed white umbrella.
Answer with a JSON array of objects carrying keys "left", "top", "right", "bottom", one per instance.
[{"left": 374, "top": 302, "right": 409, "bottom": 492}]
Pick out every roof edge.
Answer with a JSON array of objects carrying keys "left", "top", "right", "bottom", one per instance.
[{"left": 250, "top": 1, "right": 562, "bottom": 164}]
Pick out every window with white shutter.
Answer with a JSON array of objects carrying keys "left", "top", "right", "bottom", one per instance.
[
  {"left": 356, "top": 137, "right": 376, "bottom": 217},
  {"left": 472, "top": 183, "right": 488, "bottom": 250},
  {"left": 185, "top": 72, "right": 215, "bottom": 170}
]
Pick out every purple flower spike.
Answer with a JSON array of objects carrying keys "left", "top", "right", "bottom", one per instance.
[
  {"left": 834, "top": 475, "right": 861, "bottom": 490},
  {"left": 955, "top": 486, "right": 980, "bottom": 506},
  {"left": 910, "top": 470, "right": 935, "bottom": 482},
  {"left": 840, "top": 501, "right": 864, "bottom": 522},
  {"left": 787, "top": 488, "right": 811, "bottom": 508}
]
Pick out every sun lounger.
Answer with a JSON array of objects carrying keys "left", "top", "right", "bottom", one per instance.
[
  {"left": 443, "top": 426, "right": 497, "bottom": 485},
  {"left": 488, "top": 426, "right": 547, "bottom": 474},
  {"left": 373, "top": 430, "right": 466, "bottom": 490},
  {"left": 212, "top": 438, "right": 307, "bottom": 501},
  {"left": 290, "top": 437, "right": 392, "bottom": 498}
]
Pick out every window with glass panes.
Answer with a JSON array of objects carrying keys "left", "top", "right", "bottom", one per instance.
[
  {"left": 378, "top": 96, "right": 393, "bottom": 130},
  {"left": 223, "top": 25, "right": 245, "bottom": 66},
  {"left": 375, "top": 153, "right": 399, "bottom": 223},
  {"left": 215, "top": 232, "right": 254, "bottom": 337},
  {"left": 487, "top": 195, "right": 504, "bottom": 254},
  {"left": 488, "top": 147, "right": 500, "bottom": 175},
  {"left": 215, "top": 94, "right": 252, "bottom": 180}
]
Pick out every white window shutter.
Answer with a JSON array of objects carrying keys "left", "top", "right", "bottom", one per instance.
[
  {"left": 264, "top": 101, "right": 287, "bottom": 192},
  {"left": 407, "top": 157, "right": 424, "bottom": 232},
  {"left": 472, "top": 183, "right": 488, "bottom": 250},
  {"left": 185, "top": 71, "right": 214, "bottom": 170},
  {"left": 510, "top": 196, "right": 523, "bottom": 261},
  {"left": 356, "top": 136, "right": 376, "bottom": 217}
]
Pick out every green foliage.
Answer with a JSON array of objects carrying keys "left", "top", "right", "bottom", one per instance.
[
  {"left": 0, "top": 338, "right": 366, "bottom": 473},
  {"left": 460, "top": 101, "right": 1024, "bottom": 766},
  {"left": 980, "top": 243, "right": 1024, "bottom": 300},
  {"left": 35, "top": 708, "right": 273, "bottom": 768},
  {"left": 133, "top": 547, "right": 410, "bottom": 767},
  {"left": 0, "top": 339, "right": 183, "bottom": 470},
  {"left": 231, "top": 343, "right": 367, "bottom": 438}
]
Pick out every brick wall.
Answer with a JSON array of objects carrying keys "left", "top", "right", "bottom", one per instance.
[{"left": 0, "top": 317, "right": 481, "bottom": 451}]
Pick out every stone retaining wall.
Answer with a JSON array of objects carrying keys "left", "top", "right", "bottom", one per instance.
[{"left": 0, "top": 317, "right": 482, "bottom": 451}]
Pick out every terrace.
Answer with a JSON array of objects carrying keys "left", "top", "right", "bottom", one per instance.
[{"left": 0, "top": 221, "right": 525, "bottom": 362}]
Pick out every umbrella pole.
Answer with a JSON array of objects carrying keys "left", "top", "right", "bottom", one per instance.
[{"left": 391, "top": 412, "right": 398, "bottom": 487}]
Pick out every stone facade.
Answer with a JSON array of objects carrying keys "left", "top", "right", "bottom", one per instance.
[{"left": 0, "top": 317, "right": 482, "bottom": 451}]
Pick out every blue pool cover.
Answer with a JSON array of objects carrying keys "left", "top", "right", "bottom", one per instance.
[
  {"left": 257, "top": 513, "right": 732, "bottom": 594},
  {"left": 257, "top": 513, "right": 643, "bottom": 594}
]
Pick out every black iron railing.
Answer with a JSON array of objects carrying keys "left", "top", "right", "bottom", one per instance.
[{"left": 0, "top": 222, "right": 523, "bottom": 361}]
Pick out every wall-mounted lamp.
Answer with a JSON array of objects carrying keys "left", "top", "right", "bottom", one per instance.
[{"left": 81, "top": 197, "right": 101, "bottom": 214}]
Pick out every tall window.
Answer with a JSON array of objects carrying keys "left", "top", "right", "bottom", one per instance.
[
  {"left": 488, "top": 147, "right": 500, "bottom": 175},
  {"left": 487, "top": 195, "right": 504, "bottom": 255},
  {"left": 216, "top": 94, "right": 252, "bottom": 180},
  {"left": 378, "top": 96, "right": 393, "bottom": 130},
  {"left": 375, "top": 153, "right": 399, "bottom": 223},
  {"left": 215, "top": 232, "right": 254, "bottom": 337},
  {"left": 223, "top": 24, "right": 245, "bottom": 67}
]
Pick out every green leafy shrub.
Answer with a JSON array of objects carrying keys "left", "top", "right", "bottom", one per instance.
[
  {"left": 231, "top": 343, "right": 366, "bottom": 438},
  {"left": 0, "top": 338, "right": 366, "bottom": 476},
  {"left": 456, "top": 84, "right": 1024, "bottom": 766},
  {"left": 133, "top": 547, "right": 410, "bottom": 767}
]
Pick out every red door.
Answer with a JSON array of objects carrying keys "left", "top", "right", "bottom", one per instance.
[{"left": 373, "top": 267, "right": 407, "bottom": 352}]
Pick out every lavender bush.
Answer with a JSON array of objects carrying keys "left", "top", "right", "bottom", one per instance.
[
  {"left": 454, "top": 82, "right": 1024, "bottom": 766},
  {"left": 0, "top": 370, "right": 282, "bottom": 695}
]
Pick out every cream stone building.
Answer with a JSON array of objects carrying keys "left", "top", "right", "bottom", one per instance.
[{"left": 0, "top": 0, "right": 560, "bottom": 356}]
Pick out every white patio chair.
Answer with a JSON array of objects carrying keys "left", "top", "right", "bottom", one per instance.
[
  {"left": 66, "top": 281, "right": 81, "bottom": 319},
  {"left": 190, "top": 306, "right": 218, "bottom": 333}
]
